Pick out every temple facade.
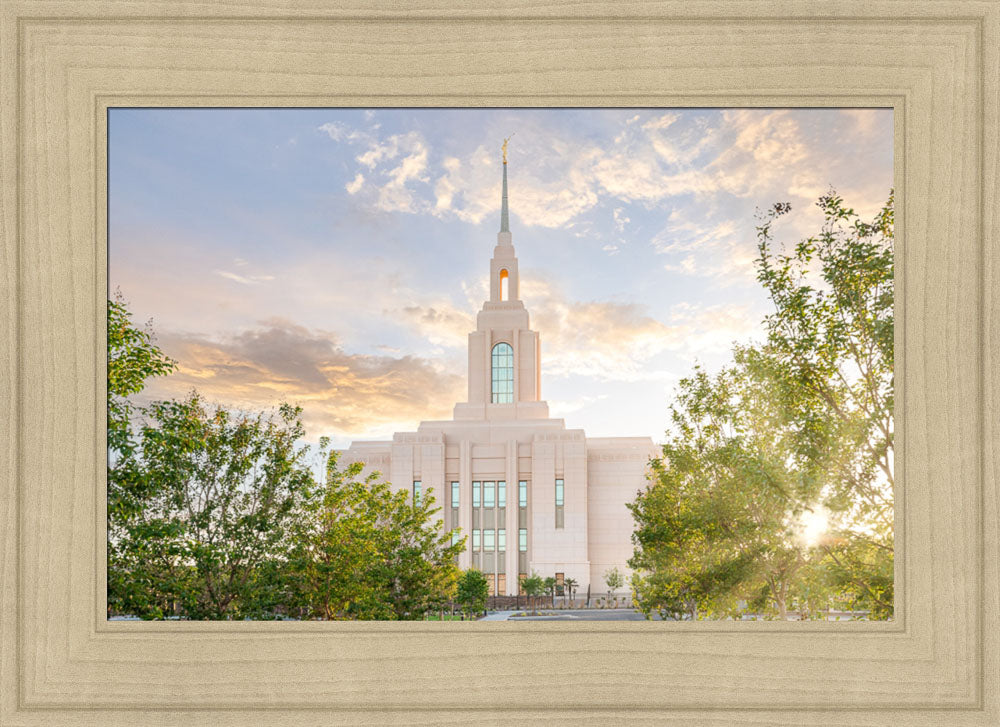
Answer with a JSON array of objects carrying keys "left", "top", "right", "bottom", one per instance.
[{"left": 339, "top": 156, "right": 658, "bottom": 596}]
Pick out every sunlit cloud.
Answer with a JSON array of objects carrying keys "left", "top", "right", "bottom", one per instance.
[
  {"left": 521, "top": 278, "right": 756, "bottom": 382},
  {"left": 142, "top": 320, "right": 464, "bottom": 438},
  {"left": 397, "top": 303, "right": 474, "bottom": 348},
  {"left": 840, "top": 108, "right": 887, "bottom": 137}
]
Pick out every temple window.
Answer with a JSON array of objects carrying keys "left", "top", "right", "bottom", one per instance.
[{"left": 491, "top": 342, "right": 514, "bottom": 403}]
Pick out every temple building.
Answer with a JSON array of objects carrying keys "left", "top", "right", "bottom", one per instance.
[{"left": 339, "top": 151, "right": 658, "bottom": 596}]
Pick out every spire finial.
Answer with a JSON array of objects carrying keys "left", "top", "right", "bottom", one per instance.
[{"left": 499, "top": 138, "right": 511, "bottom": 233}]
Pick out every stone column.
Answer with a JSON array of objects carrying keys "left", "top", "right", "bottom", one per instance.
[
  {"left": 459, "top": 439, "right": 472, "bottom": 571},
  {"left": 506, "top": 438, "right": 519, "bottom": 594}
]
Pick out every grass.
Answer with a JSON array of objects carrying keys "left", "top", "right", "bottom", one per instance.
[{"left": 424, "top": 612, "right": 474, "bottom": 621}]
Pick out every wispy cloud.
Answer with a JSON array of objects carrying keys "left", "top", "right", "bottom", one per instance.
[
  {"left": 317, "top": 109, "right": 892, "bottom": 246},
  {"left": 549, "top": 393, "right": 609, "bottom": 418},
  {"left": 214, "top": 270, "right": 275, "bottom": 285},
  {"left": 612, "top": 207, "right": 630, "bottom": 232},
  {"left": 650, "top": 210, "right": 754, "bottom": 283},
  {"left": 396, "top": 271, "right": 766, "bottom": 386}
]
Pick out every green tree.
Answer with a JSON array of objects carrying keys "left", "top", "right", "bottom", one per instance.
[
  {"left": 564, "top": 577, "right": 578, "bottom": 604},
  {"left": 107, "top": 297, "right": 465, "bottom": 621},
  {"left": 543, "top": 576, "right": 557, "bottom": 607},
  {"left": 107, "top": 295, "right": 179, "bottom": 618},
  {"left": 374, "top": 482, "right": 464, "bottom": 619},
  {"left": 285, "top": 453, "right": 464, "bottom": 620},
  {"left": 107, "top": 294, "right": 176, "bottom": 431},
  {"left": 107, "top": 295, "right": 176, "bottom": 535},
  {"left": 756, "top": 191, "right": 894, "bottom": 618},
  {"left": 630, "top": 350, "right": 828, "bottom": 620},
  {"left": 284, "top": 454, "right": 391, "bottom": 620},
  {"left": 455, "top": 569, "right": 489, "bottom": 618},
  {"left": 603, "top": 567, "right": 624, "bottom": 602},
  {"left": 520, "top": 572, "right": 545, "bottom": 608},
  {"left": 110, "top": 392, "right": 315, "bottom": 620},
  {"left": 629, "top": 191, "right": 894, "bottom": 621}
]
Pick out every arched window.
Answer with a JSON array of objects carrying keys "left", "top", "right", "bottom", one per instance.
[
  {"left": 499, "top": 269, "right": 509, "bottom": 301},
  {"left": 491, "top": 342, "right": 514, "bottom": 403}
]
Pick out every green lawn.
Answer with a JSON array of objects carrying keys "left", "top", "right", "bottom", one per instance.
[{"left": 424, "top": 613, "right": 475, "bottom": 621}]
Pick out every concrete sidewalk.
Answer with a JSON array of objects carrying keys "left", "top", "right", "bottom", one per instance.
[
  {"left": 479, "top": 610, "right": 517, "bottom": 621},
  {"left": 480, "top": 608, "right": 661, "bottom": 621}
]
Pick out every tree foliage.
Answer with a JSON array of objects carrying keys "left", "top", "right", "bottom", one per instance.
[
  {"left": 563, "top": 577, "right": 579, "bottom": 602},
  {"left": 603, "top": 567, "right": 624, "bottom": 598},
  {"left": 628, "top": 350, "right": 821, "bottom": 620},
  {"left": 543, "top": 576, "right": 557, "bottom": 605},
  {"left": 629, "top": 191, "right": 894, "bottom": 620},
  {"left": 108, "top": 297, "right": 464, "bottom": 620},
  {"left": 285, "top": 453, "right": 463, "bottom": 620},
  {"left": 107, "top": 294, "right": 175, "bottom": 477},
  {"left": 455, "top": 569, "right": 489, "bottom": 617},
  {"left": 109, "top": 392, "right": 319, "bottom": 619},
  {"left": 756, "top": 191, "right": 894, "bottom": 618},
  {"left": 520, "top": 573, "right": 545, "bottom": 599}
]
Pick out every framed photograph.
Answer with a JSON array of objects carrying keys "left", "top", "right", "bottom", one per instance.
[
  {"left": 2, "top": 1, "right": 997, "bottom": 724},
  {"left": 105, "top": 105, "right": 895, "bottom": 626}
]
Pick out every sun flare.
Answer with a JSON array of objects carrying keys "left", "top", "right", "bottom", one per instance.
[{"left": 800, "top": 508, "right": 829, "bottom": 547}]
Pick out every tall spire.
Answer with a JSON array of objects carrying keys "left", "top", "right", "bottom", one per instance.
[
  {"left": 499, "top": 135, "right": 512, "bottom": 234},
  {"left": 500, "top": 159, "right": 510, "bottom": 233}
]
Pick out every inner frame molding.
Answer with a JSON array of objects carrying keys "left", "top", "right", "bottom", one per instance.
[{"left": 1, "top": 2, "right": 997, "bottom": 725}]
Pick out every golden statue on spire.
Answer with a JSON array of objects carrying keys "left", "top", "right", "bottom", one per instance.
[{"left": 502, "top": 134, "right": 513, "bottom": 164}]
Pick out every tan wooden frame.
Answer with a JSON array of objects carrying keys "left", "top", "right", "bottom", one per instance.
[{"left": 1, "top": 1, "right": 997, "bottom": 724}]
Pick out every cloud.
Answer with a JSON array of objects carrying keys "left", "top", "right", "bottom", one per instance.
[
  {"left": 666, "top": 301, "right": 764, "bottom": 356},
  {"left": 650, "top": 211, "right": 756, "bottom": 282},
  {"left": 392, "top": 274, "right": 679, "bottom": 382},
  {"left": 142, "top": 320, "right": 464, "bottom": 437},
  {"left": 641, "top": 112, "right": 681, "bottom": 132},
  {"left": 840, "top": 108, "right": 886, "bottom": 137},
  {"left": 590, "top": 153, "right": 716, "bottom": 203},
  {"left": 702, "top": 109, "right": 810, "bottom": 197},
  {"left": 345, "top": 172, "right": 365, "bottom": 195},
  {"left": 429, "top": 142, "right": 602, "bottom": 228},
  {"left": 549, "top": 394, "right": 609, "bottom": 417},
  {"left": 397, "top": 303, "right": 475, "bottom": 348},
  {"left": 214, "top": 270, "right": 275, "bottom": 285},
  {"left": 318, "top": 122, "right": 370, "bottom": 144},
  {"left": 396, "top": 272, "right": 765, "bottom": 385},
  {"left": 374, "top": 133, "right": 429, "bottom": 213},
  {"left": 519, "top": 278, "right": 683, "bottom": 381},
  {"left": 321, "top": 124, "right": 432, "bottom": 214},
  {"left": 612, "top": 207, "right": 630, "bottom": 232},
  {"left": 317, "top": 110, "right": 891, "bottom": 245}
]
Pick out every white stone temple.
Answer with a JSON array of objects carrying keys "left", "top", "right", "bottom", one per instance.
[{"left": 339, "top": 150, "right": 658, "bottom": 596}]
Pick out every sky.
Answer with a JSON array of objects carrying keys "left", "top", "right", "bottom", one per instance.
[{"left": 109, "top": 107, "right": 893, "bottom": 448}]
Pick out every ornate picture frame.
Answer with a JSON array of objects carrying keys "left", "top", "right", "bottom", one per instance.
[{"left": 1, "top": 2, "right": 996, "bottom": 724}]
